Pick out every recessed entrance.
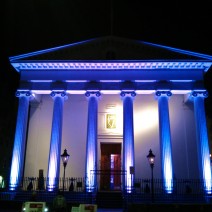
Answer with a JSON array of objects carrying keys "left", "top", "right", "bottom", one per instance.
[{"left": 100, "top": 143, "right": 122, "bottom": 190}]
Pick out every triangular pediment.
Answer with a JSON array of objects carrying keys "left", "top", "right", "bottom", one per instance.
[
  {"left": 9, "top": 36, "right": 212, "bottom": 62},
  {"left": 9, "top": 36, "right": 212, "bottom": 94}
]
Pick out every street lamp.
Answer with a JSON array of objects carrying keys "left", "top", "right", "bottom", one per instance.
[
  {"left": 61, "top": 149, "right": 70, "bottom": 192},
  {"left": 147, "top": 149, "right": 155, "bottom": 203}
]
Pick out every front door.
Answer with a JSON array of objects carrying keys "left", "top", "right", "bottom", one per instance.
[{"left": 100, "top": 143, "right": 121, "bottom": 190}]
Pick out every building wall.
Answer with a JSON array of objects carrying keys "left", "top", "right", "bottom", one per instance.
[{"left": 24, "top": 93, "right": 199, "bottom": 180}]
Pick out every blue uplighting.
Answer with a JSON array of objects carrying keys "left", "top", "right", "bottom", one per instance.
[
  {"left": 122, "top": 92, "right": 135, "bottom": 192},
  {"left": 157, "top": 93, "right": 173, "bottom": 193},
  {"left": 47, "top": 95, "right": 64, "bottom": 191},
  {"left": 9, "top": 96, "right": 30, "bottom": 190},
  {"left": 85, "top": 92, "right": 99, "bottom": 192},
  {"left": 193, "top": 94, "right": 212, "bottom": 194}
]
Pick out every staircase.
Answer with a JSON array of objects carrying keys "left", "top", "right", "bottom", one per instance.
[{"left": 96, "top": 191, "right": 123, "bottom": 209}]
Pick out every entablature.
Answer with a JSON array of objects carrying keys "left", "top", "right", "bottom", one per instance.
[
  {"left": 11, "top": 61, "right": 211, "bottom": 72},
  {"left": 18, "top": 80, "right": 205, "bottom": 95}
]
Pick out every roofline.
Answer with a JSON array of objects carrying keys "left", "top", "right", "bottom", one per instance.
[
  {"left": 142, "top": 41, "right": 212, "bottom": 60},
  {"left": 9, "top": 37, "right": 212, "bottom": 62},
  {"left": 9, "top": 38, "right": 97, "bottom": 61}
]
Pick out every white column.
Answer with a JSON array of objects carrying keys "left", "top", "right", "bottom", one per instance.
[
  {"left": 120, "top": 91, "right": 136, "bottom": 192},
  {"left": 85, "top": 91, "right": 101, "bottom": 192},
  {"left": 191, "top": 90, "right": 212, "bottom": 194},
  {"left": 9, "top": 91, "right": 33, "bottom": 190},
  {"left": 47, "top": 91, "right": 67, "bottom": 191},
  {"left": 156, "top": 90, "right": 173, "bottom": 193}
]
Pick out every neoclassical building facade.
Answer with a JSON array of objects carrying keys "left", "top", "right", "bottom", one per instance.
[{"left": 8, "top": 36, "right": 212, "bottom": 193}]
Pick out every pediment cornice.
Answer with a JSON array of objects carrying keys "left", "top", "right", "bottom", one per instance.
[{"left": 11, "top": 61, "right": 211, "bottom": 72}]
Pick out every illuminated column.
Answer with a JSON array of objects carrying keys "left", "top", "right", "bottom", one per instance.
[
  {"left": 156, "top": 90, "right": 173, "bottom": 193},
  {"left": 9, "top": 91, "right": 33, "bottom": 190},
  {"left": 47, "top": 91, "right": 67, "bottom": 191},
  {"left": 191, "top": 91, "right": 212, "bottom": 194},
  {"left": 120, "top": 91, "right": 136, "bottom": 192},
  {"left": 85, "top": 91, "right": 101, "bottom": 192}
]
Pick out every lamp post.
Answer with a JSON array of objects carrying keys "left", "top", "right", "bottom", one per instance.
[
  {"left": 61, "top": 149, "right": 70, "bottom": 193},
  {"left": 147, "top": 149, "right": 155, "bottom": 203}
]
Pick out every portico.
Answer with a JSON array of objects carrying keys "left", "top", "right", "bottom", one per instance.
[{"left": 8, "top": 36, "right": 212, "bottom": 194}]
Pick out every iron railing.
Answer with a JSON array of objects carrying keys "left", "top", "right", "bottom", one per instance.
[
  {"left": 124, "top": 178, "right": 212, "bottom": 204},
  {"left": 17, "top": 177, "right": 85, "bottom": 192},
  {"left": 0, "top": 177, "right": 212, "bottom": 204}
]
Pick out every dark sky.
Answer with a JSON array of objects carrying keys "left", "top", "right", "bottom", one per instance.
[
  {"left": 2, "top": 1, "right": 212, "bottom": 54},
  {"left": 1, "top": 0, "right": 212, "bottom": 132}
]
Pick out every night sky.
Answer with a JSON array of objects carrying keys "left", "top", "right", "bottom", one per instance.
[{"left": 1, "top": 1, "right": 212, "bottom": 176}]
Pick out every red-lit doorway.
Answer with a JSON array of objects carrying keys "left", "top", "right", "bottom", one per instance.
[{"left": 100, "top": 143, "right": 121, "bottom": 190}]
